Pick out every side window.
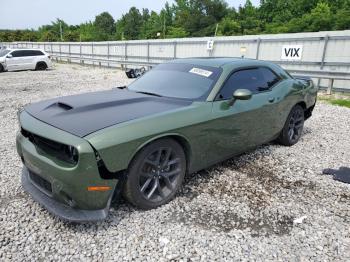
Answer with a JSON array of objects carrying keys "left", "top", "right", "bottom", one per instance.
[
  {"left": 11, "top": 51, "right": 24, "bottom": 57},
  {"left": 217, "top": 68, "right": 262, "bottom": 100},
  {"left": 21, "top": 50, "right": 31, "bottom": 56},
  {"left": 217, "top": 67, "right": 281, "bottom": 100},
  {"left": 259, "top": 67, "right": 281, "bottom": 89},
  {"left": 23, "top": 50, "right": 39, "bottom": 56}
]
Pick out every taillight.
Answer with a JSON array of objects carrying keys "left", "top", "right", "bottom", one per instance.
[{"left": 47, "top": 55, "right": 51, "bottom": 59}]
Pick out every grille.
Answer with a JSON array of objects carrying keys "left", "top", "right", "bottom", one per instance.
[
  {"left": 29, "top": 171, "right": 52, "bottom": 194},
  {"left": 21, "top": 128, "right": 63, "bottom": 152},
  {"left": 21, "top": 128, "right": 78, "bottom": 165}
]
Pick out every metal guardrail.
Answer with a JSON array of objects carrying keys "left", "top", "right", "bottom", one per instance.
[
  {"left": 53, "top": 54, "right": 159, "bottom": 67},
  {"left": 49, "top": 53, "right": 350, "bottom": 94},
  {"left": 4, "top": 33, "right": 350, "bottom": 94}
]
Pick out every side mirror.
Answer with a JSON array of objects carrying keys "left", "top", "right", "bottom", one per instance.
[
  {"left": 6, "top": 54, "right": 13, "bottom": 59},
  {"left": 227, "top": 89, "right": 252, "bottom": 106}
]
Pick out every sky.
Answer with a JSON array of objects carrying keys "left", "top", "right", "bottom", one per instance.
[{"left": 0, "top": 0, "right": 260, "bottom": 30}]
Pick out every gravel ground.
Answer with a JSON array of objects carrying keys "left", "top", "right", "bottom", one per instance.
[{"left": 0, "top": 63, "right": 350, "bottom": 261}]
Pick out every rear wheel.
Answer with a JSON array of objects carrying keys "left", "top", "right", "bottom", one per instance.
[
  {"left": 123, "top": 139, "right": 186, "bottom": 209},
  {"left": 35, "top": 62, "right": 47, "bottom": 71},
  {"left": 277, "top": 104, "right": 305, "bottom": 146}
]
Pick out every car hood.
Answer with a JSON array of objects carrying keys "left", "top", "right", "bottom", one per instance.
[{"left": 24, "top": 89, "right": 192, "bottom": 137}]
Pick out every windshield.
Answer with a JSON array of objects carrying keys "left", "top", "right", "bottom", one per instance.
[
  {"left": 128, "top": 63, "right": 222, "bottom": 100},
  {"left": 0, "top": 49, "right": 10, "bottom": 57}
]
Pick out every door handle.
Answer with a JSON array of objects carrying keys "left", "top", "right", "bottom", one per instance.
[{"left": 268, "top": 97, "right": 275, "bottom": 103}]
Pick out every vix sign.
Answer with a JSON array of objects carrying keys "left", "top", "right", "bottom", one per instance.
[{"left": 281, "top": 45, "right": 303, "bottom": 60}]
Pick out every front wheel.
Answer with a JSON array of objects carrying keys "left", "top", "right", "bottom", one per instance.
[
  {"left": 123, "top": 139, "right": 186, "bottom": 209},
  {"left": 277, "top": 104, "right": 305, "bottom": 146},
  {"left": 0, "top": 64, "right": 4, "bottom": 73}
]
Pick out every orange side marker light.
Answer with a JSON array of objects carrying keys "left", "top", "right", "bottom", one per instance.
[{"left": 87, "top": 186, "right": 111, "bottom": 192}]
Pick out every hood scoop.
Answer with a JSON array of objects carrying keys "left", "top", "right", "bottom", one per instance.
[
  {"left": 56, "top": 102, "right": 73, "bottom": 111},
  {"left": 24, "top": 89, "right": 192, "bottom": 137},
  {"left": 42, "top": 102, "right": 73, "bottom": 114}
]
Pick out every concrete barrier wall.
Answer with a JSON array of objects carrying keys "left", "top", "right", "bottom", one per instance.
[{"left": 3, "top": 30, "right": 350, "bottom": 90}]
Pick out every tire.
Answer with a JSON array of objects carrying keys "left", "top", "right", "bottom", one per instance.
[
  {"left": 0, "top": 64, "right": 4, "bottom": 73},
  {"left": 277, "top": 104, "right": 305, "bottom": 146},
  {"left": 35, "top": 62, "right": 47, "bottom": 71},
  {"left": 123, "top": 138, "right": 186, "bottom": 209}
]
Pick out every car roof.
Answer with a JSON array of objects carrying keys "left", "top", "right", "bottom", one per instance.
[
  {"left": 168, "top": 57, "right": 274, "bottom": 69},
  {"left": 9, "top": 48, "right": 44, "bottom": 52}
]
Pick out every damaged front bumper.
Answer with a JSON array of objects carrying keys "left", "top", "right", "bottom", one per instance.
[
  {"left": 16, "top": 111, "right": 120, "bottom": 222},
  {"left": 22, "top": 167, "right": 112, "bottom": 222}
]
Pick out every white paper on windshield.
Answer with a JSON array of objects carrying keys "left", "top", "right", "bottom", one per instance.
[{"left": 189, "top": 68, "right": 213, "bottom": 78}]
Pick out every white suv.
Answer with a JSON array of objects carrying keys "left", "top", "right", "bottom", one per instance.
[{"left": 0, "top": 48, "right": 52, "bottom": 72}]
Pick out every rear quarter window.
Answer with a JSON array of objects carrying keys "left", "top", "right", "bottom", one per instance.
[{"left": 32, "top": 50, "right": 45, "bottom": 56}]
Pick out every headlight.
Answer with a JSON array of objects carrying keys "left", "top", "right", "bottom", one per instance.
[
  {"left": 66, "top": 145, "right": 79, "bottom": 164},
  {"left": 17, "top": 106, "right": 24, "bottom": 118},
  {"left": 17, "top": 107, "right": 24, "bottom": 129}
]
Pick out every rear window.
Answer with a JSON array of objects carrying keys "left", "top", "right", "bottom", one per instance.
[{"left": 128, "top": 63, "right": 222, "bottom": 100}]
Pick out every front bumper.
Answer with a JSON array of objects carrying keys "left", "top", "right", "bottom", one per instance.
[
  {"left": 22, "top": 167, "right": 111, "bottom": 222},
  {"left": 16, "top": 111, "right": 119, "bottom": 222},
  {"left": 47, "top": 59, "right": 53, "bottom": 69}
]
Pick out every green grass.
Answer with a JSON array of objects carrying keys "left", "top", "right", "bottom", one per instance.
[
  {"left": 328, "top": 99, "right": 350, "bottom": 108},
  {"left": 318, "top": 96, "right": 350, "bottom": 108}
]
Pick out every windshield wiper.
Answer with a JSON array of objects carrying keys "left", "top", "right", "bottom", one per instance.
[{"left": 136, "top": 91, "right": 163, "bottom": 97}]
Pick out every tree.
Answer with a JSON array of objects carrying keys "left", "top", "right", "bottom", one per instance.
[
  {"left": 238, "top": 0, "right": 262, "bottom": 35},
  {"left": 142, "top": 11, "right": 164, "bottom": 39},
  {"left": 122, "top": 7, "right": 143, "bottom": 40},
  {"left": 307, "top": 2, "right": 333, "bottom": 31},
  {"left": 166, "top": 26, "right": 189, "bottom": 38},
  {"left": 79, "top": 22, "right": 98, "bottom": 41},
  {"left": 286, "top": 2, "right": 333, "bottom": 33},
  {"left": 174, "top": 0, "right": 229, "bottom": 36},
  {"left": 335, "top": 9, "right": 350, "bottom": 30},
  {"left": 38, "top": 19, "right": 69, "bottom": 41},
  {"left": 1, "top": 0, "right": 350, "bottom": 42},
  {"left": 39, "top": 30, "right": 59, "bottom": 42},
  {"left": 94, "top": 12, "right": 115, "bottom": 39},
  {"left": 64, "top": 30, "right": 80, "bottom": 41},
  {"left": 217, "top": 17, "right": 241, "bottom": 36}
]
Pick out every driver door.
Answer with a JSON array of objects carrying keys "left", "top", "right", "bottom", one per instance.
[
  {"left": 208, "top": 67, "right": 282, "bottom": 162},
  {"left": 6, "top": 50, "right": 28, "bottom": 71}
]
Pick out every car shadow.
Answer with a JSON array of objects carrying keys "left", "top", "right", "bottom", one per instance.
[
  {"left": 1, "top": 69, "right": 54, "bottom": 74},
  {"left": 322, "top": 167, "right": 350, "bottom": 184},
  {"left": 60, "top": 129, "right": 314, "bottom": 230}
]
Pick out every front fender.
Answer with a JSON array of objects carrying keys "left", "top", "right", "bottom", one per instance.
[
  {"left": 85, "top": 102, "right": 212, "bottom": 173},
  {"left": 88, "top": 131, "right": 193, "bottom": 174}
]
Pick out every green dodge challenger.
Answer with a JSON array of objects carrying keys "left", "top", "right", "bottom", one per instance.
[{"left": 16, "top": 58, "right": 318, "bottom": 222}]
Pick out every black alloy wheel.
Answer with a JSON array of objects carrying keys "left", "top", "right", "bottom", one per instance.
[
  {"left": 36, "top": 62, "right": 47, "bottom": 71},
  {"left": 123, "top": 139, "right": 186, "bottom": 209},
  {"left": 139, "top": 147, "right": 182, "bottom": 201},
  {"left": 278, "top": 104, "right": 305, "bottom": 146}
]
